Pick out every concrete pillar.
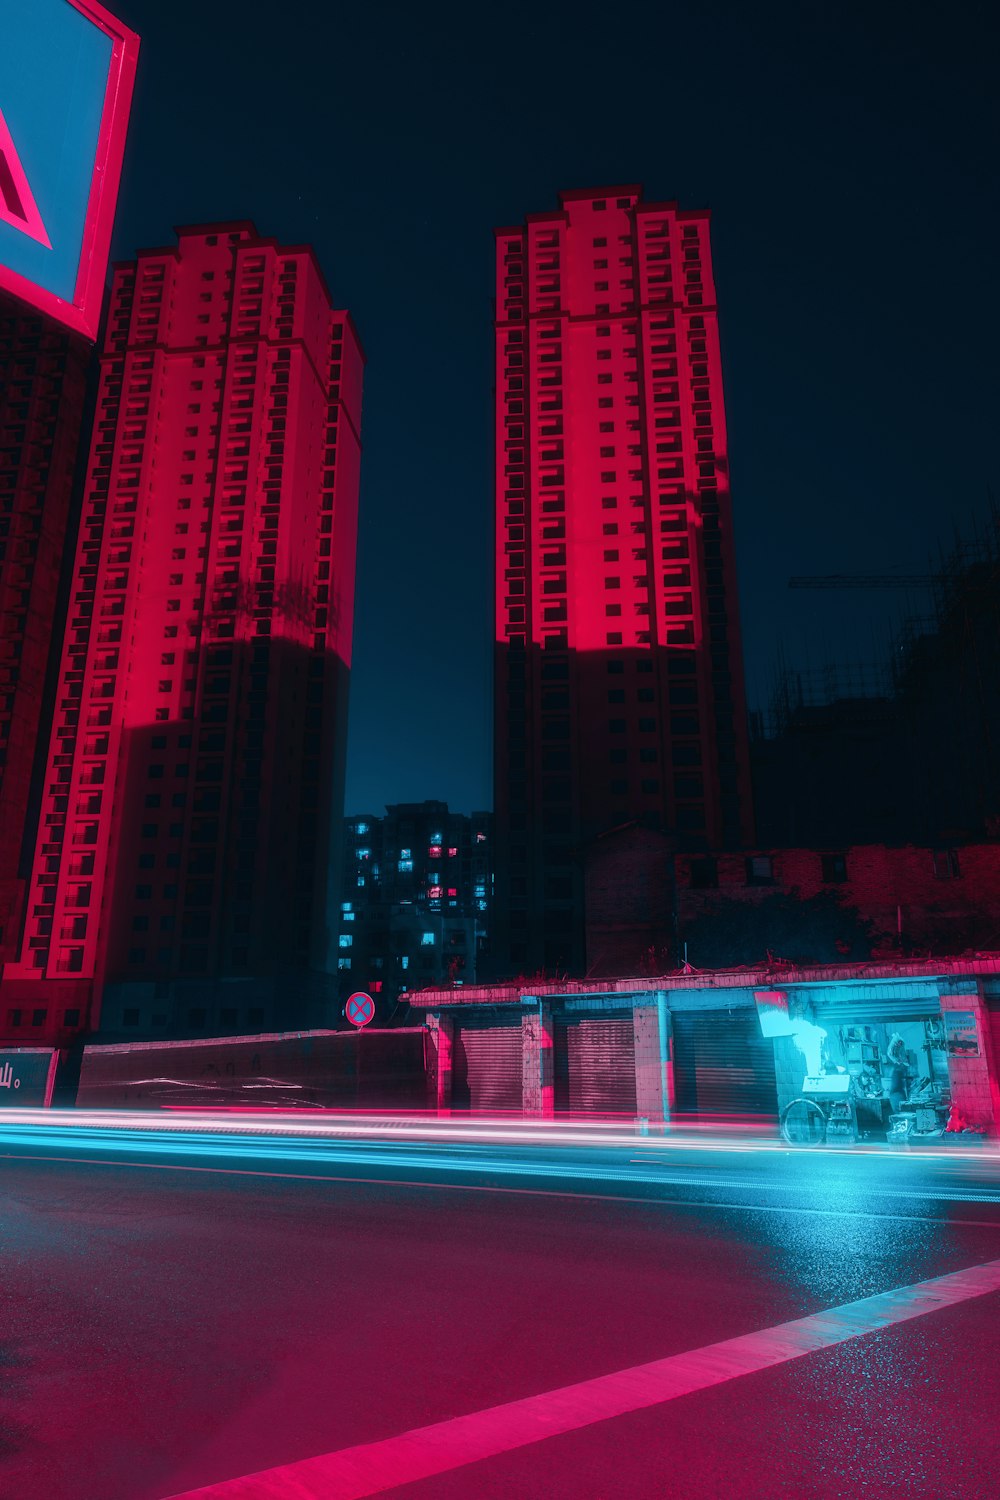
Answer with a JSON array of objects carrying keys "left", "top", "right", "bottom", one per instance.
[
  {"left": 633, "top": 994, "right": 672, "bottom": 1126},
  {"left": 939, "top": 988, "right": 1000, "bottom": 1137},
  {"left": 424, "top": 1012, "right": 454, "bottom": 1116},
  {"left": 522, "top": 1000, "right": 554, "bottom": 1118}
]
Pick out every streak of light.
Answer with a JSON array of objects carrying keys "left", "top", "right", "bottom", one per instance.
[
  {"left": 0, "top": 1107, "right": 996, "bottom": 1165},
  {"left": 0, "top": 1117, "right": 998, "bottom": 1206}
]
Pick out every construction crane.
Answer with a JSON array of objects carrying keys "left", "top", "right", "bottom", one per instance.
[{"left": 788, "top": 575, "right": 936, "bottom": 589}]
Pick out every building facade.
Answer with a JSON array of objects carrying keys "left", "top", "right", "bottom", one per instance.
[
  {"left": 341, "top": 802, "right": 491, "bottom": 1014},
  {"left": 0, "top": 294, "right": 89, "bottom": 966},
  {"left": 493, "top": 186, "right": 753, "bottom": 979},
  {"left": 674, "top": 843, "right": 1000, "bottom": 964},
  {"left": 0, "top": 224, "right": 363, "bottom": 1043}
]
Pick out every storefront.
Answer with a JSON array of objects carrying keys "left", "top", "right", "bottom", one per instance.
[
  {"left": 411, "top": 966, "right": 1000, "bottom": 1136},
  {"left": 764, "top": 986, "right": 960, "bottom": 1145}
]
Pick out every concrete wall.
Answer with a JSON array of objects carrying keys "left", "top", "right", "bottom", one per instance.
[
  {"left": 585, "top": 826, "right": 674, "bottom": 979},
  {"left": 940, "top": 990, "right": 1000, "bottom": 1134}
]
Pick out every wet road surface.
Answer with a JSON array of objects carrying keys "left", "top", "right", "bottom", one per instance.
[{"left": 1, "top": 1113, "right": 998, "bottom": 1499}]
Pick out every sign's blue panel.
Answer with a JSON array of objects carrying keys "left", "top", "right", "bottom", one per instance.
[{"left": 0, "top": 0, "right": 113, "bottom": 301}]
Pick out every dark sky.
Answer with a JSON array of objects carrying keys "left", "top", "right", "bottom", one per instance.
[{"left": 109, "top": 0, "right": 998, "bottom": 815}]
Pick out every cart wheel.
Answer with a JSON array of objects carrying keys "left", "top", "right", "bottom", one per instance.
[{"left": 780, "top": 1096, "right": 827, "bottom": 1146}]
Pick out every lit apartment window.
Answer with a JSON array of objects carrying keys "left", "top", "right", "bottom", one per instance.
[{"left": 421, "top": 932, "right": 435, "bottom": 946}]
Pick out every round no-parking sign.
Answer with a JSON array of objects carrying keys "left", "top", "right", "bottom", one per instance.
[{"left": 346, "top": 992, "right": 375, "bottom": 1028}]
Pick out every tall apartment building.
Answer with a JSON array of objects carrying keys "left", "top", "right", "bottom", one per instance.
[
  {"left": 493, "top": 187, "right": 753, "bottom": 977},
  {"left": 0, "top": 294, "right": 89, "bottom": 965},
  {"left": 340, "top": 802, "right": 491, "bottom": 1012},
  {"left": 0, "top": 224, "right": 363, "bottom": 1043}
]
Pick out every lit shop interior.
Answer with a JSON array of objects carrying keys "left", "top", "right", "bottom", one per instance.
[{"left": 762, "top": 995, "right": 959, "bottom": 1145}]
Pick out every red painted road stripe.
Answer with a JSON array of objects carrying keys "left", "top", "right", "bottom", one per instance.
[{"left": 163, "top": 1258, "right": 1000, "bottom": 1500}]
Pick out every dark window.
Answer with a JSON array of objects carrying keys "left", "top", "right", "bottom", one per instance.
[
  {"left": 821, "top": 852, "right": 848, "bottom": 884},
  {"left": 689, "top": 857, "right": 718, "bottom": 889},
  {"left": 932, "top": 849, "right": 961, "bottom": 880},
  {"left": 745, "top": 855, "right": 774, "bottom": 886}
]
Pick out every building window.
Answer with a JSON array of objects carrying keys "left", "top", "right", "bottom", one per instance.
[
  {"left": 337, "top": 957, "right": 352, "bottom": 971},
  {"left": 745, "top": 855, "right": 774, "bottom": 886},
  {"left": 689, "top": 857, "right": 718, "bottom": 889},
  {"left": 420, "top": 932, "right": 435, "bottom": 946},
  {"left": 821, "top": 852, "right": 848, "bottom": 884},
  {"left": 932, "top": 849, "right": 961, "bottom": 880},
  {"left": 338, "top": 933, "right": 353, "bottom": 948}
]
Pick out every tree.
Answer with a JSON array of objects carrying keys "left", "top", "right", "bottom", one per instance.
[{"left": 681, "top": 889, "right": 875, "bottom": 970}]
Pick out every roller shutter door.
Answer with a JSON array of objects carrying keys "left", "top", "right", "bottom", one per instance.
[
  {"left": 673, "top": 1010, "right": 777, "bottom": 1119},
  {"left": 555, "top": 1016, "right": 637, "bottom": 1118},
  {"left": 453, "top": 1020, "right": 523, "bottom": 1113}
]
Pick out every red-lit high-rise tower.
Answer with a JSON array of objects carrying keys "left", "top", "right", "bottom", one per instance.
[
  {"left": 1, "top": 224, "right": 363, "bottom": 1042},
  {"left": 0, "top": 295, "right": 89, "bottom": 969},
  {"left": 493, "top": 187, "right": 753, "bottom": 977}
]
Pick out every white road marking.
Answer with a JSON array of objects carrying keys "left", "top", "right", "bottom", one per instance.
[{"left": 162, "top": 1257, "right": 1000, "bottom": 1500}]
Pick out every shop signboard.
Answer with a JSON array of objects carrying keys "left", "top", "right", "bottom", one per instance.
[
  {"left": 944, "top": 1010, "right": 979, "bottom": 1057},
  {"left": 0, "top": 1047, "right": 59, "bottom": 1106},
  {"left": 0, "top": 0, "right": 140, "bottom": 338},
  {"left": 754, "top": 989, "right": 795, "bottom": 1038}
]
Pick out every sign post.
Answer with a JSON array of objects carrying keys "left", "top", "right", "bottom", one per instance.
[{"left": 0, "top": 0, "right": 139, "bottom": 339}]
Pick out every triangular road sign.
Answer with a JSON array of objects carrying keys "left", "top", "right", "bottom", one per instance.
[{"left": 0, "top": 104, "right": 51, "bottom": 249}]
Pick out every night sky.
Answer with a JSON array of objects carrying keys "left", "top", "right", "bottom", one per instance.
[{"left": 108, "top": 0, "right": 998, "bottom": 815}]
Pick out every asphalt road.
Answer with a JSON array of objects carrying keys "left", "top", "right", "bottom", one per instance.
[{"left": 1, "top": 1114, "right": 999, "bottom": 1500}]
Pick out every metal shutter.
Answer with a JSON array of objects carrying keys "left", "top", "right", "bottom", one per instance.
[
  {"left": 812, "top": 999, "right": 939, "bottom": 1026},
  {"left": 453, "top": 1020, "right": 523, "bottom": 1113},
  {"left": 554, "top": 1016, "right": 637, "bottom": 1118},
  {"left": 673, "top": 1010, "right": 778, "bottom": 1119}
]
